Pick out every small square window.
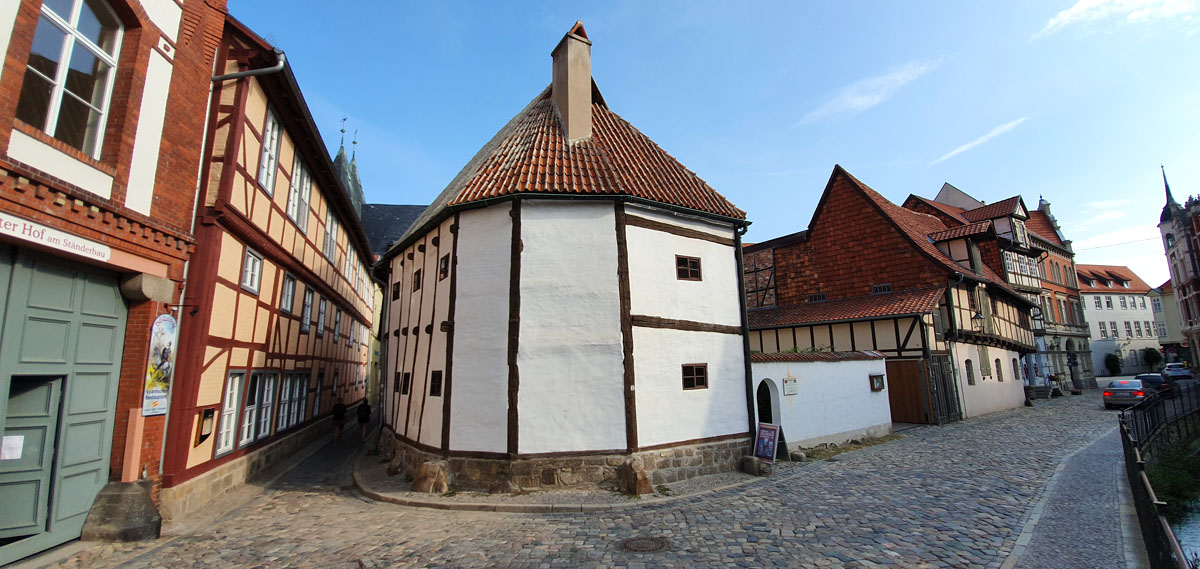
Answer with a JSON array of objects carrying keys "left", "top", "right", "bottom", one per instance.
[
  {"left": 401, "top": 372, "right": 411, "bottom": 395},
  {"left": 412, "top": 269, "right": 422, "bottom": 292},
  {"left": 391, "top": 282, "right": 400, "bottom": 301},
  {"left": 430, "top": 371, "right": 443, "bottom": 397},
  {"left": 242, "top": 249, "right": 263, "bottom": 294},
  {"left": 439, "top": 254, "right": 450, "bottom": 281},
  {"left": 808, "top": 293, "right": 826, "bottom": 302},
  {"left": 682, "top": 364, "right": 708, "bottom": 390},
  {"left": 676, "top": 255, "right": 702, "bottom": 281}
]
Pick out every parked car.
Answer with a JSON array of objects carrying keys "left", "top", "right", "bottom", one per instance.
[
  {"left": 1104, "top": 379, "right": 1148, "bottom": 409},
  {"left": 1135, "top": 373, "right": 1172, "bottom": 395},
  {"left": 1163, "top": 363, "right": 1193, "bottom": 382}
]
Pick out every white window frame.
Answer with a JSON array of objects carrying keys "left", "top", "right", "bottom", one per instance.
[
  {"left": 334, "top": 309, "right": 342, "bottom": 343},
  {"left": 300, "top": 288, "right": 314, "bottom": 333},
  {"left": 1099, "top": 321, "right": 1108, "bottom": 339},
  {"left": 18, "top": 0, "right": 123, "bottom": 158},
  {"left": 317, "top": 297, "right": 327, "bottom": 337},
  {"left": 242, "top": 248, "right": 263, "bottom": 294},
  {"left": 216, "top": 372, "right": 244, "bottom": 457},
  {"left": 286, "top": 155, "right": 312, "bottom": 233},
  {"left": 280, "top": 273, "right": 296, "bottom": 313},
  {"left": 324, "top": 211, "right": 339, "bottom": 260},
  {"left": 257, "top": 109, "right": 282, "bottom": 194},
  {"left": 256, "top": 372, "right": 276, "bottom": 442}
]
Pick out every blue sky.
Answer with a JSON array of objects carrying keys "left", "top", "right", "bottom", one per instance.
[{"left": 230, "top": 0, "right": 1199, "bottom": 286}]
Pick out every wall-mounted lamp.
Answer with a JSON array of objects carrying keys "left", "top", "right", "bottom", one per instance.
[
  {"left": 167, "top": 303, "right": 200, "bottom": 316},
  {"left": 194, "top": 408, "right": 215, "bottom": 446},
  {"left": 972, "top": 311, "right": 985, "bottom": 329}
]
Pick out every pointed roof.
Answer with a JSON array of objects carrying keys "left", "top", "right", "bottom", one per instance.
[
  {"left": 961, "top": 196, "right": 1026, "bottom": 222},
  {"left": 360, "top": 203, "right": 426, "bottom": 258},
  {"left": 903, "top": 194, "right": 968, "bottom": 225},
  {"left": 333, "top": 142, "right": 365, "bottom": 219},
  {"left": 813, "top": 166, "right": 1030, "bottom": 305},
  {"left": 1162, "top": 165, "right": 1179, "bottom": 223},
  {"left": 381, "top": 25, "right": 745, "bottom": 259},
  {"left": 1075, "top": 264, "right": 1151, "bottom": 294}
]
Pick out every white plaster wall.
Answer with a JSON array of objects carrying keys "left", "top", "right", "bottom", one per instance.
[
  {"left": 417, "top": 217, "right": 455, "bottom": 448},
  {"left": 953, "top": 343, "right": 1025, "bottom": 418},
  {"left": 124, "top": 50, "right": 173, "bottom": 215},
  {"left": 448, "top": 206, "right": 512, "bottom": 453},
  {"left": 384, "top": 254, "right": 403, "bottom": 428},
  {"left": 1081, "top": 291, "right": 1158, "bottom": 375},
  {"left": 7, "top": 131, "right": 113, "bottom": 198},
  {"left": 0, "top": 0, "right": 19, "bottom": 85},
  {"left": 625, "top": 213, "right": 740, "bottom": 326},
  {"left": 138, "top": 0, "right": 182, "bottom": 41},
  {"left": 634, "top": 328, "right": 748, "bottom": 448},
  {"left": 752, "top": 359, "right": 891, "bottom": 449},
  {"left": 517, "top": 201, "right": 626, "bottom": 453},
  {"left": 405, "top": 232, "right": 437, "bottom": 437}
]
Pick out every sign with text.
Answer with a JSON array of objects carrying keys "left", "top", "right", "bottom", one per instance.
[
  {"left": 0, "top": 211, "right": 110, "bottom": 262},
  {"left": 753, "top": 423, "right": 780, "bottom": 464},
  {"left": 142, "top": 314, "right": 178, "bottom": 416}
]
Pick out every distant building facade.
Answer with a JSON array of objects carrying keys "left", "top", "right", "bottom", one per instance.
[
  {"left": 748, "top": 167, "right": 1035, "bottom": 426},
  {"left": 1159, "top": 168, "right": 1200, "bottom": 365},
  {"left": 1151, "top": 280, "right": 1187, "bottom": 364},
  {"left": 1077, "top": 265, "right": 1157, "bottom": 375}
]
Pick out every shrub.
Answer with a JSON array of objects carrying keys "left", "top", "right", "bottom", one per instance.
[
  {"left": 1105, "top": 353, "right": 1123, "bottom": 376},
  {"left": 1145, "top": 347, "right": 1163, "bottom": 369}
]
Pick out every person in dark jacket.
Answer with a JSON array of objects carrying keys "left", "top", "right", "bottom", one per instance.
[
  {"left": 331, "top": 398, "right": 347, "bottom": 441},
  {"left": 357, "top": 400, "right": 371, "bottom": 440}
]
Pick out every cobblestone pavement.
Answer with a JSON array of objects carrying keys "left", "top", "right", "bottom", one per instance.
[{"left": 40, "top": 393, "right": 1130, "bottom": 569}]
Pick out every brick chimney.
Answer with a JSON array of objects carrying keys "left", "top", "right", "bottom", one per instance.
[{"left": 551, "top": 21, "right": 592, "bottom": 144}]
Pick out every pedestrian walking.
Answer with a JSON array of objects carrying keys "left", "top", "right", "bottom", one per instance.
[
  {"left": 357, "top": 400, "right": 371, "bottom": 440},
  {"left": 331, "top": 398, "right": 347, "bottom": 441}
]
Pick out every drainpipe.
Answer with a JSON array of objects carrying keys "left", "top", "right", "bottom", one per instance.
[
  {"left": 212, "top": 49, "right": 285, "bottom": 82},
  {"left": 734, "top": 225, "right": 756, "bottom": 436}
]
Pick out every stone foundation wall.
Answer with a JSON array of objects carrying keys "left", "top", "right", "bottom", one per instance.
[
  {"left": 381, "top": 428, "right": 750, "bottom": 492},
  {"left": 159, "top": 418, "right": 329, "bottom": 520}
]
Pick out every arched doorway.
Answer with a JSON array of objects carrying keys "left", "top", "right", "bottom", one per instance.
[{"left": 756, "top": 379, "right": 781, "bottom": 425}]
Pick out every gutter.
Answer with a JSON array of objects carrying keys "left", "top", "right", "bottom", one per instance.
[{"left": 212, "top": 48, "right": 285, "bottom": 82}]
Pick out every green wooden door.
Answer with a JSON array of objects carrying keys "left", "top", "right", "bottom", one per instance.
[
  {"left": 0, "top": 377, "right": 62, "bottom": 538},
  {"left": 0, "top": 247, "right": 127, "bottom": 564}
]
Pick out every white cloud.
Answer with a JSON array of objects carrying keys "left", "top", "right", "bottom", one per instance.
[
  {"left": 797, "top": 58, "right": 942, "bottom": 125},
  {"left": 930, "top": 117, "right": 1028, "bottom": 166},
  {"left": 1034, "top": 0, "right": 1197, "bottom": 39}
]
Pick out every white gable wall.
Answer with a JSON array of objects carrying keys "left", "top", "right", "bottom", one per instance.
[
  {"left": 751, "top": 359, "right": 891, "bottom": 449},
  {"left": 447, "top": 206, "right": 512, "bottom": 453},
  {"left": 517, "top": 201, "right": 625, "bottom": 454}
]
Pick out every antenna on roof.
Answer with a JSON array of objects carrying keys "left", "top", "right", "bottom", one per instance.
[
  {"left": 339, "top": 117, "right": 347, "bottom": 146},
  {"left": 352, "top": 129, "right": 358, "bottom": 160}
]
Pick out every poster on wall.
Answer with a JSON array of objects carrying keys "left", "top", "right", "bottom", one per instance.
[
  {"left": 142, "top": 313, "right": 178, "bottom": 416},
  {"left": 782, "top": 368, "right": 798, "bottom": 396}
]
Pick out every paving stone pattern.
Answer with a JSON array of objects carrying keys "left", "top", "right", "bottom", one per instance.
[{"left": 45, "top": 395, "right": 1126, "bottom": 569}]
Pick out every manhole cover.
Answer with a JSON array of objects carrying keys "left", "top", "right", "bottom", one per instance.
[{"left": 618, "top": 537, "right": 670, "bottom": 553}]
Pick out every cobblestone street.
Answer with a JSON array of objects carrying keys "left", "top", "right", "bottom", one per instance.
[{"left": 32, "top": 393, "right": 1134, "bottom": 569}]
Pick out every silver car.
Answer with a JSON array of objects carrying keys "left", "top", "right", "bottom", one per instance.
[{"left": 1103, "top": 379, "right": 1147, "bottom": 409}]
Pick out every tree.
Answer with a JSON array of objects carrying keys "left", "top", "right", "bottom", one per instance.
[
  {"left": 1105, "top": 352, "right": 1123, "bottom": 376},
  {"left": 1144, "top": 347, "right": 1163, "bottom": 369}
]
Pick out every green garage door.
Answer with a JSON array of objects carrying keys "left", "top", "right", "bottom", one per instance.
[{"left": 0, "top": 247, "right": 127, "bottom": 565}]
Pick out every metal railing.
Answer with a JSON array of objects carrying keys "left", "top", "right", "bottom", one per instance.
[{"left": 1120, "top": 381, "right": 1200, "bottom": 569}]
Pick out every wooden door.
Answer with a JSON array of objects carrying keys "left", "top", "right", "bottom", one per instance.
[{"left": 886, "top": 359, "right": 926, "bottom": 424}]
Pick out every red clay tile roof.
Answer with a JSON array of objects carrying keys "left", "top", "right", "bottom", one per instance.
[
  {"left": 834, "top": 168, "right": 1027, "bottom": 303},
  {"left": 750, "top": 351, "right": 888, "bottom": 362},
  {"left": 962, "top": 196, "right": 1024, "bottom": 222},
  {"left": 906, "top": 195, "right": 968, "bottom": 225},
  {"left": 927, "top": 221, "right": 993, "bottom": 241},
  {"left": 1160, "top": 280, "right": 1174, "bottom": 294},
  {"left": 1025, "top": 209, "right": 1065, "bottom": 247},
  {"left": 386, "top": 87, "right": 745, "bottom": 256},
  {"left": 748, "top": 287, "right": 947, "bottom": 328},
  {"left": 1076, "top": 264, "right": 1152, "bottom": 294}
]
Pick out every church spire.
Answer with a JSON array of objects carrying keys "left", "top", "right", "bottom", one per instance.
[{"left": 1161, "top": 165, "right": 1180, "bottom": 224}]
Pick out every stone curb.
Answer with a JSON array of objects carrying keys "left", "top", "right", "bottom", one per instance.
[{"left": 351, "top": 460, "right": 763, "bottom": 514}]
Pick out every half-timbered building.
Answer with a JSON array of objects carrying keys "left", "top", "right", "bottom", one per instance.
[
  {"left": 746, "top": 166, "right": 1036, "bottom": 425},
  {"left": 159, "top": 15, "right": 374, "bottom": 519},
  {"left": 0, "top": 0, "right": 226, "bottom": 562},
  {"left": 379, "top": 22, "right": 752, "bottom": 491}
]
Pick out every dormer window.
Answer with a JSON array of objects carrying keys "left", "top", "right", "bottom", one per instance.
[
  {"left": 871, "top": 283, "right": 892, "bottom": 294},
  {"left": 16, "top": 0, "right": 123, "bottom": 158}
]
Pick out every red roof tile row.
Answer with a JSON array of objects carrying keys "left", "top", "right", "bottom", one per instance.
[
  {"left": 961, "top": 196, "right": 1023, "bottom": 222},
  {"left": 748, "top": 286, "right": 947, "bottom": 328},
  {"left": 1025, "top": 209, "right": 1066, "bottom": 248},
  {"left": 927, "top": 220, "right": 993, "bottom": 241},
  {"left": 1076, "top": 264, "right": 1152, "bottom": 294},
  {"left": 750, "top": 350, "right": 888, "bottom": 363}
]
